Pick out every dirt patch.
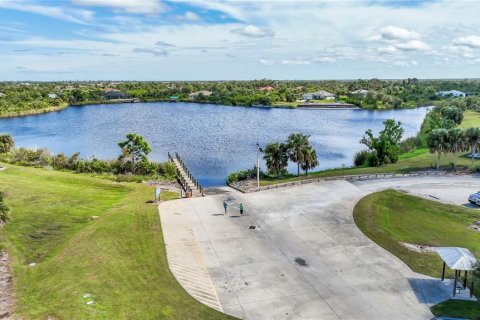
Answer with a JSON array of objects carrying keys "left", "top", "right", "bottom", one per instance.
[
  {"left": 470, "top": 221, "right": 480, "bottom": 232},
  {"left": 0, "top": 251, "right": 15, "bottom": 319},
  {"left": 400, "top": 242, "right": 435, "bottom": 253},
  {"left": 144, "top": 180, "right": 181, "bottom": 193}
]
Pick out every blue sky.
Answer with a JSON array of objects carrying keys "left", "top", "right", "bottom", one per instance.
[{"left": 0, "top": 0, "right": 480, "bottom": 80}]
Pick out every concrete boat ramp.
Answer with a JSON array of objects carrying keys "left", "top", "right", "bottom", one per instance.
[{"left": 159, "top": 176, "right": 480, "bottom": 319}]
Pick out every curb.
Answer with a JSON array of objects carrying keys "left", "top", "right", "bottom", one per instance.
[{"left": 229, "top": 171, "right": 469, "bottom": 193}]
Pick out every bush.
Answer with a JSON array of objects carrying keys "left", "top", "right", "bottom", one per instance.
[
  {"left": 226, "top": 168, "right": 257, "bottom": 184},
  {"left": 470, "top": 163, "right": 480, "bottom": 172},
  {"left": 367, "top": 152, "right": 380, "bottom": 167},
  {"left": 159, "top": 162, "right": 177, "bottom": 179},
  {"left": 0, "top": 191, "right": 11, "bottom": 224},
  {"left": 399, "top": 136, "right": 423, "bottom": 153},
  {"left": 354, "top": 150, "right": 369, "bottom": 167},
  {"left": 0, "top": 134, "right": 14, "bottom": 153},
  {"left": 12, "top": 147, "right": 52, "bottom": 166}
]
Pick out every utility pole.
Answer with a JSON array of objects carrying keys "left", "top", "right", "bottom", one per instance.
[{"left": 256, "top": 142, "right": 260, "bottom": 190}]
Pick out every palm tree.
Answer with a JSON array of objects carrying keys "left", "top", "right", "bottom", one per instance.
[
  {"left": 300, "top": 146, "right": 319, "bottom": 175},
  {"left": 427, "top": 129, "right": 448, "bottom": 170},
  {"left": 287, "top": 133, "right": 310, "bottom": 176},
  {"left": 447, "top": 128, "right": 467, "bottom": 170},
  {"left": 465, "top": 127, "right": 480, "bottom": 165},
  {"left": 263, "top": 142, "right": 288, "bottom": 176}
]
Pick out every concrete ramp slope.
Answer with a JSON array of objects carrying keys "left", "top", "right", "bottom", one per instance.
[{"left": 158, "top": 200, "right": 222, "bottom": 312}]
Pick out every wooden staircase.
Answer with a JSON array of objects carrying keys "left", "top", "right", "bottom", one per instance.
[{"left": 168, "top": 152, "right": 204, "bottom": 197}]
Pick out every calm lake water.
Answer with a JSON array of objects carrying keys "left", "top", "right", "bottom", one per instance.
[{"left": 0, "top": 102, "right": 428, "bottom": 186}]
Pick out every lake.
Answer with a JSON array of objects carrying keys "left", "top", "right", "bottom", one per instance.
[{"left": 0, "top": 102, "right": 428, "bottom": 186}]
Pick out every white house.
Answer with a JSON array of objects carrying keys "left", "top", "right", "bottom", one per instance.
[
  {"left": 436, "top": 90, "right": 466, "bottom": 98},
  {"left": 351, "top": 89, "right": 370, "bottom": 96},
  {"left": 302, "top": 90, "right": 336, "bottom": 101},
  {"left": 48, "top": 93, "right": 58, "bottom": 99},
  {"left": 189, "top": 90, "right": 212, "bottom": 99}
]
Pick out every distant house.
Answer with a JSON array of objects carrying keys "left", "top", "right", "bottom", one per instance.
[
  {"left": 436, "top": 90, "right": 466, "bottom": 98},
  {"left": 0, "top": 92, "right": 5, "bottom": 97},
  {"left": 259, "top": 86, "right": 274, "bottom": 92},
  {"left": 302, "top": 90, "right": 336, "bottom": 101},
  {"left": 101, "top": 88, "right": 130, "bottom": 100},
  {"left": 350, "top": 89, "right": 370, "bottom": 97},
  {"left": 48, "top": 93, "right": 58, "bottom": 99},
  {"left": 169, "top": 95, "right": 179, "bottom": 101},
  {"left": 189, "top": 90, "right": 212, "bottom": 99}
]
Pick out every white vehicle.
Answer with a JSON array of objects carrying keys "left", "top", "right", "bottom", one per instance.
[{"left": 468, "top": 191, "right": 480, "bottom": 206}]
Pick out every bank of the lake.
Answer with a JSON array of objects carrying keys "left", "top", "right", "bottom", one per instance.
[{"left": 0, "top": 102, "right": 68, "bottom": 118}]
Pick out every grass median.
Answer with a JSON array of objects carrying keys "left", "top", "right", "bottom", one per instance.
[
  {"left": 353, "top": 189, "right": 480, "bottom": 319},
  {"left": 0, "top": 163, "right": 233, "bottom": 319}
]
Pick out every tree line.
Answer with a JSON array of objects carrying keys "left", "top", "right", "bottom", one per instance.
[
  {"left": 2, "top": 78, "right": 480, "bottom": 117},
  {"left": 0, "top": 133, "right": 177, "bottom": 181}
]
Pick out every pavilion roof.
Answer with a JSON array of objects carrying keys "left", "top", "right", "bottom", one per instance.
[{"left": 435, "top": 247, "right": 477, "bottom": 271}]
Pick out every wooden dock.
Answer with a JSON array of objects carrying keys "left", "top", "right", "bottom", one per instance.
[{"left": 168, "top": 152, "right": 204, "bottom": 197}]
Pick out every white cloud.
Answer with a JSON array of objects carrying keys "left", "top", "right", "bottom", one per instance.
[
  {"left": 259, "top": 57, "right": 335, "bottom": 65},
  {"left": 0, "top": 0, "right": 94, "bottom": 24},
  {"left": 133, "top": 47, "right": 169, "bottom": 56},
  {"left": 381, "top": 25, "right": 420, "bottom": 40},
  {"left": 74, "top": 0, "right": 165, "bottom": 14},
  {"left": 259, "top": 59, "right": 275, "bottom": 66},
  {"left": 377, "top": 45, "right": 399, "bottom": 55},
  {"left": 453, "top": 35, "right": 480, "bottom": 48},
  {"left": 315, "top": 57, "right": 336, "bottom": 63},
  {"left": 393, "top": 60, "right": 410, "bottom": 67},
  {"left": 156, "top": 41, "right": 176, "bottom": 48},
  {"left": 395, "top": 40, "right": 431, "bottom": 51},
  {"left": 368, "top": 25, "right": 421, "bottom": 41},
  {"left": 280, "top": 59, "right": 312, "bottom": 65},
  {"left": 231, "top": 25, "right": 274, "bottom": 38},
  {"left": 183, "top": 11, "right": 200, "bottom": 21}
]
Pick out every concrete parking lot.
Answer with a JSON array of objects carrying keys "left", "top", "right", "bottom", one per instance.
[{"left": 160, "top": 175, "right": 480, "bottom": 319}]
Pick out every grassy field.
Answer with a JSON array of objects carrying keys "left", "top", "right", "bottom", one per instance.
[
  {"left": 461, "top": 110, "right": 480, "bottom": 129},
  {"left": 353, "top": 190, "right": 480, "bottom": 319},
  {"left": 0, "top": 163, "right": 233, "bottom": 319}
]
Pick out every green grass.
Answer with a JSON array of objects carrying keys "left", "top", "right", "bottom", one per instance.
[
  {"left": 353, "top": 189, "right": 480, "bottom": 319},
  {"left": 461, "top": 110, "right": 480, "bottom": 129},
  {"left": 0, "top": 163, "right": 233, "bottom": 319},
  {"left": 431, "top": 299, "right": 480, "bottom": 319}
]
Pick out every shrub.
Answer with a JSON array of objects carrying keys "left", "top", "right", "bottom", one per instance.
[
  {"left": 159, "top": 162, "right": 177, "bottom": 179},
  {"left": 226, "top": 168, "right": 257, "bottom": 184},
  {"left": 470, "top": 163, "right": 480, "bottom": 172},
  {"left": 0, "top": 191, "right": 11, "bottom": 224},
  {"left": 12, "top": 147, "right": 52, "bottom": 166},
  {"left": 354, "top": 150, "right": 369, "bottom": 167},
  {"left": 366, "top": 152, "right": 380, "bottom": 167},
  {"left": 0, "top": 134, "right": 14, "bottom": 153},
  {"left": 399, "top": 136, "right": 423, "bottom": 153}
]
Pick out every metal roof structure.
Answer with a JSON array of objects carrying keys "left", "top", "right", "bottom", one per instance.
[{"left": 435, "top": 247, "right": 477, "bottom": 271}]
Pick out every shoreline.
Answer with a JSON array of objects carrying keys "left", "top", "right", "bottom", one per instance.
[
  {"left": 0, "top": 99, "right": 431, "bottom": 119},
  {"left": 0, "top": 103, "right": 68, "bottom": 119}
]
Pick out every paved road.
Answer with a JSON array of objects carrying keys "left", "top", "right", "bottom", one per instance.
[{"left": 160, "top": 175, "right": 480, "bottom": 320}]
